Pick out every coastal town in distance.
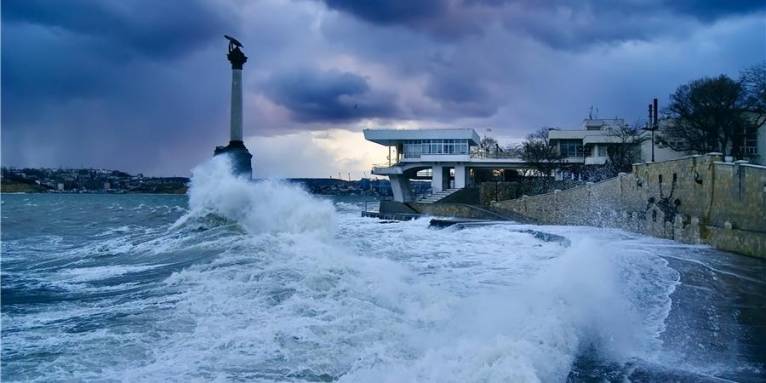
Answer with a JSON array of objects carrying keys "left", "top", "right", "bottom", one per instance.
[{"left": 0, "top": 166, "right": 399, "bottom": 196}]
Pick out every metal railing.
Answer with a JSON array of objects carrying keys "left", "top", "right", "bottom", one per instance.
[
  {"left": 372, "top": 163, "right": 399, "bottom": 169},
  {"left": 470, "top": 150, "right": 523, "bottom": 159}
]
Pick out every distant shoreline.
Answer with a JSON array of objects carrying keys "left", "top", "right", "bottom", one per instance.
[
  {"left": 2, "top": 169, "right": 395, "bottom": 197},
  {"left": 0, "top": 190, "right": 186, "bottom": 195}
]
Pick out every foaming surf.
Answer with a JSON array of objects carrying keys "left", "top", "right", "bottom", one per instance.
[
  {"left": 127, "top": 158, "right": 679, "bottom": 382},
  {"left": 337, "top": 237, "right": 678, "bottom": 383},
  {"left": 2, "top": 157, "right": 761, "bottom": 382},
  {"left": 173, "top": 156, "right": 336, "bottom": 237}
]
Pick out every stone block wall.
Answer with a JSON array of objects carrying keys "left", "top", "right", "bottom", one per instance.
[
  {"left": 412, "top": 202, "right": 509, "bottom": 220},
  {"left": 492, "top": 153, "right": 766, "bottom": 258},
  {"left": 479, "top": 179, "right": 584, "bottom": 206}
]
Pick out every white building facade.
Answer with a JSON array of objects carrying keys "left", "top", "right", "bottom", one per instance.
[
  {"left": 364, "top": 128, "right": 528, "bottom": 202},
  {"left": 549, "top": 118, "right": 766, "bottom": 167}
]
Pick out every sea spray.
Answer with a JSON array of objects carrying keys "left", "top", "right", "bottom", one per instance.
[
  {"left": 117, "top": 157, "right": 440, "bottom": 381},
  {"left": 176, "top": 156, "right": 336, "bottom": 237},
  {"left": 338, "top": 236, "right": 677, "bottom": 382},
  {"left": 95, "top": 163, "right": 680, "bottom": 382}
]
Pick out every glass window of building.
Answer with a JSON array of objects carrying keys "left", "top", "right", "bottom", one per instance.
[
  {"left": 745, "top": 133, "right": 758, "bottom": 155},
  {"left": 402, "top": 139, "right": 470, "bottom": 158},
  {"left": 559, "top": 140, "right": 584, "bottom": 157}
]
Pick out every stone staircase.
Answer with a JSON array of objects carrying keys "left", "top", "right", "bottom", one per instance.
[{"left": 417, "top": 188, "right": 462, "bottom": 204}]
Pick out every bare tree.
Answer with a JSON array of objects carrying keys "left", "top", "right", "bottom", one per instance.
[
  {"left": 521, "top": 128, "right": 563, "bottom": 177},
  {"left": 663, "top": 74, "right": 750, "bottom": 158},
  {"left": 477, "top": 136, "right": 501, "bottom": 158},
  {"left": 503, "top": 144, "right": 524, "bottom": 158},
  {"left": 606, "top": 122, "right": 647, "bottom": 173},
  {"left": 741, "top": 62, "right": 766, "bottom": 123},
  {"left": 741, "top": 62, "right": 766, "bottom": 160}
]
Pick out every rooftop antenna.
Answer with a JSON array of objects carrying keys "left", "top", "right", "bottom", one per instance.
[{"left": 588, "top": 106, "right": 593, "bottom": 120}]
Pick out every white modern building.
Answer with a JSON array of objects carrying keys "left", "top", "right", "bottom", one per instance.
[
  {"left": 546, "top": 118, "right": 683, "bottom": 166},
  {"left": 549, "top": 118, "right": 766, "bottom": 166},
  {"left": 364, "top": 128, "right": 529, "bottom": 202}
]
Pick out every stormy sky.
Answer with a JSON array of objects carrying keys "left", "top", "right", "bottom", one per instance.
[{"left": 2, "top": 0, "right": 765, "bottom": 177}]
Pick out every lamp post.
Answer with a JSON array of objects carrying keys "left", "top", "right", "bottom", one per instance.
[{"left": 643, "top": 98, "right": 658, "bottom": 162}]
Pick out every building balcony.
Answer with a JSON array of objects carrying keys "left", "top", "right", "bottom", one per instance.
[
  {"left": 561, "top": 156, "right": 585, "bottom": 164},
  {"left": 400, "top": 154, "right": 472, "bottom": 162},
  {"left": 371, "top": 164, "right": 403, "bottom": 175},
  {"left": 585, "top": 156, "right": 608, "bottom": 165}
]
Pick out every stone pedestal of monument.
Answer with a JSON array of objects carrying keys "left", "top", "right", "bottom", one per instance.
[{"left": 214, "top": 141, "right": 252, "bottom": 176}]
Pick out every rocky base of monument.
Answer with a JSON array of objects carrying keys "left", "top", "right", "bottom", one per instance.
[{"left": 214, "top": 141, "right": 253, "bottom": 179}]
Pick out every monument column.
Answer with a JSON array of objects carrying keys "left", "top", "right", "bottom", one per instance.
[
  {"left": 214, "top": 35, "right": 253, "bottom": 179},
  {"left": 228, "top": 46, "right": 246, "bottom": 142}
]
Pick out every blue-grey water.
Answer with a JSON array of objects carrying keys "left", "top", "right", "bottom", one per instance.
[{"left": 2, "top": 158, "right": 765, "bottom": 382}]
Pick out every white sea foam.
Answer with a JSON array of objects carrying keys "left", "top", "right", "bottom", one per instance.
[
  {"left": 103, "top": 158, "right": 680, "bottom": 382},
  {"left": 174, "top": 156, "right": 336, "bottom": 237},
  {"left": 56, "top": 264, "right": 163, "bottom": 283},
  {"left": 338, "top": 237, "right": 678, "bottom": 383}
]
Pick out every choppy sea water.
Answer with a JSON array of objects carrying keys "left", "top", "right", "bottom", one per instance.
[{"left": 2, "top": 158, "right": 765, "bottom": 382}]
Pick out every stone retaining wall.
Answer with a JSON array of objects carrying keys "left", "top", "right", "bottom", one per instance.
[
  {"left": 411, "top": 202, "right": 511, "bottom": 220},
  {"left": 492, "top": 153, "right": 766, "bottom": 258},
  {"left": 479, "top": 179, "right": 583, "bottom": 206}
]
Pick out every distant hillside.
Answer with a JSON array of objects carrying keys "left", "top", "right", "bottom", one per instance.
[
  {"left": 1, "top": 178, "right": 50, "bottom": 193},
  {"left": 286, "top": 178, "right": 392, "bottom": 197}
]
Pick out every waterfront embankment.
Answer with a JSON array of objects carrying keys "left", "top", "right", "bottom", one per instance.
[{"left": 491, "top": 153, "right": 766, "bottom": 258}]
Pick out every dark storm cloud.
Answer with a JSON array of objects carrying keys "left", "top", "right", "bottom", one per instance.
[
  {"left": 320, "top": 0, "right": 766, "bottom": 48},
  {"left": 263, "top": 69, "right": 399, "bottom": 122},
  {"left": 424, "top": 71, "right": 498, "bottom": 118},
  {"left": 322, "top": 0, "right": 445, "bottom": 25},
  {"left": 3, "top": 0, "right": 228, "bottom": 59},
  {"left": 1, "top": 0, "right": 234, "bottom": 175},
  {"left": 2, "top": 0, "right": 231, "bottom": 106},
  {"left": 666, "top": 0, "right": 766, "bottom": 21}
]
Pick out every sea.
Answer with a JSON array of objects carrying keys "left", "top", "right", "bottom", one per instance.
[{"left": 2, "top": 157, "right": 765, "bottom": 382}]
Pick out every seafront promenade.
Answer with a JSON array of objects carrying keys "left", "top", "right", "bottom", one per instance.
[
  {"left": 372, "top": 153, "right": 766, "bottom": 258},
  {"left": 491, "top": 153, "right": 766, "bottom": 257}
]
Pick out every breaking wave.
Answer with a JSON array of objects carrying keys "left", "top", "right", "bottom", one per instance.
[
  {"left": 128, "top": 157, "right": 678, "bottom": 382},
  {"left": 174, "top": 156, "right": 336, "bottom": 236}
]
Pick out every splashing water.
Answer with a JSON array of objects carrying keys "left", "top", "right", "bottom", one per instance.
[
  {"left": 175, "top": 156, "right": 337, "bottom": 236},
  {"left": 2, "top": 157, "right": 763, "bottom": 382}
]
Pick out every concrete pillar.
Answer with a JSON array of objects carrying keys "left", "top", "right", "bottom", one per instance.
[
  {"left": 390, "top": 175, "right": 415, "bottom": 202},
  {"left": 455, "top": 165, "right": 468, "bottom": 188},
  {"left": 432, "top": 165, "right": 444, "bottom": 193},
  {"left": 230, "top": 69, "right": 243, "bottom": 142}
]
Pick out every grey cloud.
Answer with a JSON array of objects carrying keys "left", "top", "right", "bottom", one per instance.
[
  {"left": 424, "top": 72, "right": 498, "bottom": 118},
  {"left": 322, "top": 0, "right": 445, "bottom": 25},
  {"left": 3, "top": 0, "right": 230, "bottom": 59},
  {"left": 319, "top": 0, "right": 766, "bottom": 48},
  {"left": 666, "top": 0, "right": 766, "bottom": 21},
  {"left": 262, "top": 69, "right": 400, "bottom": 122}
]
